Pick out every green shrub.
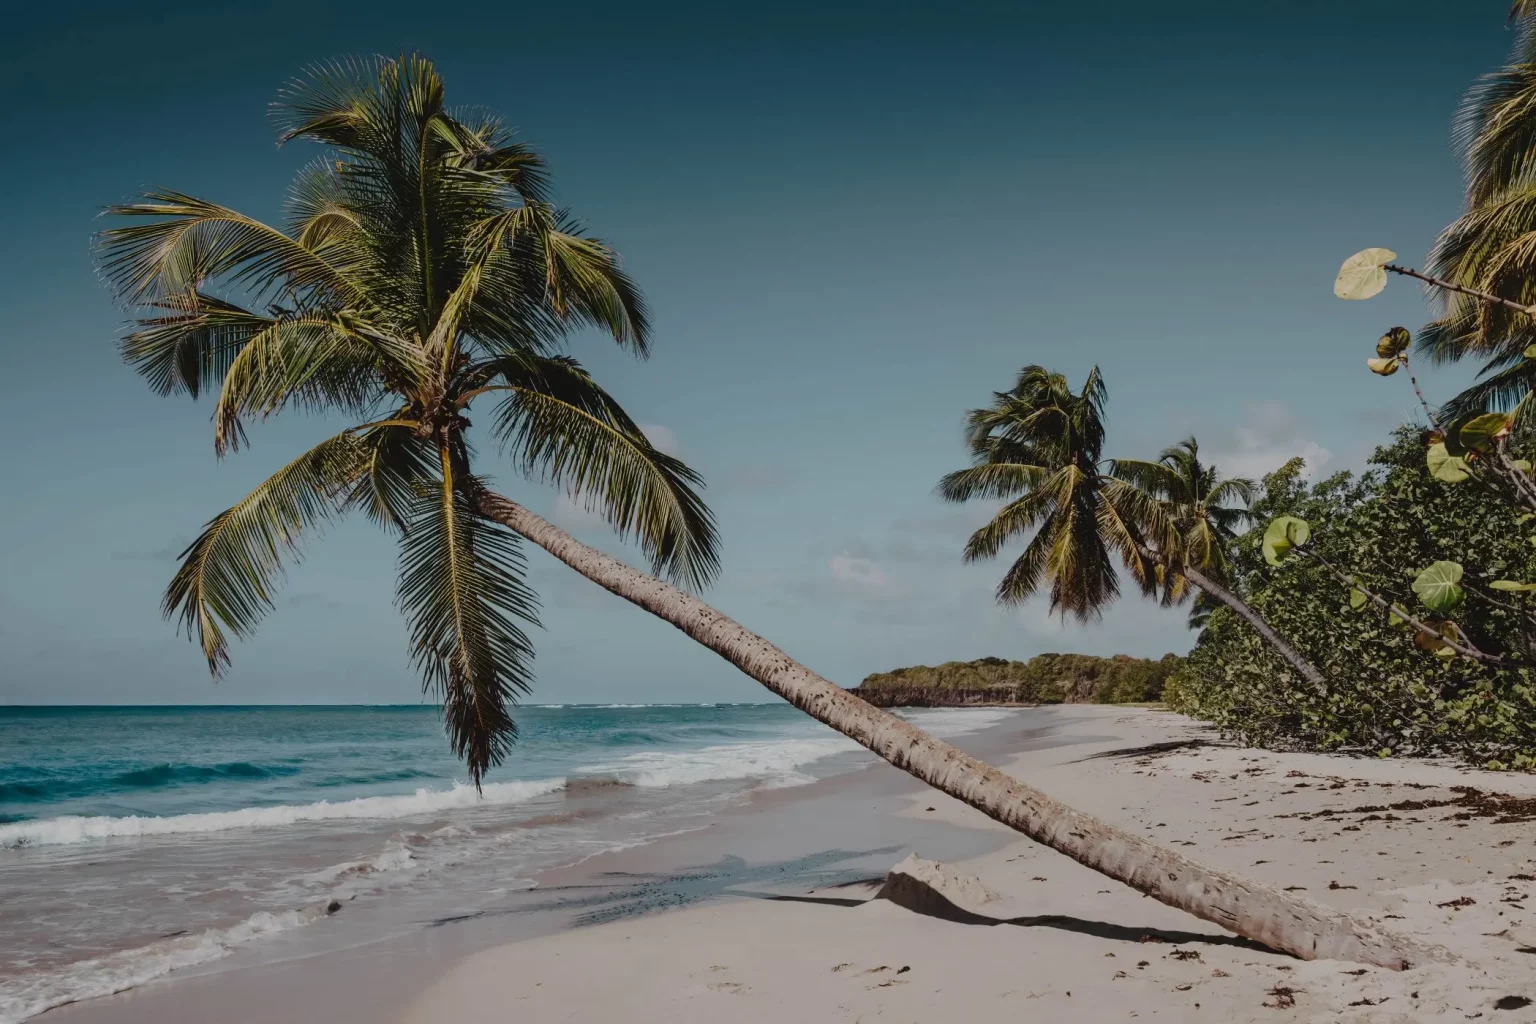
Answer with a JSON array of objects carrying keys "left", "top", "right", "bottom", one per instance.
[{"left": 1176, "top": 429, "right": 1536, "bottom": 768}]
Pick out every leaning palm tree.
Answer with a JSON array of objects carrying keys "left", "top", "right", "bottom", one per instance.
[
  {"left": 1110, "top": 437, "right": 1253, "bottom": 605},
  {"left": 939, "top": 370, "right": 1326, "bottom": 690},
  {"left": 99, "top": 57, "right": 1424, "bottom": 968},
  {"left": 98, "top": 56, "right": 720, "bottom": 784}
]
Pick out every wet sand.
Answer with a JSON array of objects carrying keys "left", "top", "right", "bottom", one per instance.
[{"left": 38, "top": 709, "right": 1060, "bottom": 1022}]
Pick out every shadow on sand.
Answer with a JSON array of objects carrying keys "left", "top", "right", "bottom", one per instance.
[
  {"left": 433, "top": 847, "right": 904, "bottom": 928},
  {"left": 434, "top": 844, "right": 1268, "bottom": 955},
  {"left": 759, "top": 890, "right": 1270, "bottom": 952}
]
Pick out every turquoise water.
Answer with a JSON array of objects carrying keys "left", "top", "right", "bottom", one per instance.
[
  {"left": 0, "top": 703, "right": 1016, "bottom": 1021},
  {"left": 0, "top": 704, "right": 828, "bottom": 828}
]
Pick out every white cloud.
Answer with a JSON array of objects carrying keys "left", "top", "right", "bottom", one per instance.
[
  {"left": 552, "top": 492, "right": 609, "bottom": 533},
  {"left": 639, "top": 424, "right": 682, "bottom": 457},
  {"left": 829, "top": 551, "right": 893, "bottom": 593},
  {"left": 1202, "top": 401, "right": 1332, "bottom": 481}
]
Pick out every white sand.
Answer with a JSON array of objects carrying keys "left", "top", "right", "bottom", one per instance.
[{"left": 401, "top": 706, "right": 1536, "bottom": 1023}]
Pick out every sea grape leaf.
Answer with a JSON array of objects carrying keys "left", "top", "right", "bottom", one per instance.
[
  {"left": 1426, "top": 442, "right": 1471, "bottom": 483},
  {"left": 1458, "top": 412, "right": 1512, "bottom": 454},
  {"left": 1263, "top": 516, "right": 1311, "bottom": 567},
  {"left": 1376, "top": 327, "right": 1411, "bottom": 357},
  {"left": 1412, "top": 561, "right": 1465, "bottom": 614},
  {"left": 1334, "top": 248, "right": 1397, "bottom": 300}
]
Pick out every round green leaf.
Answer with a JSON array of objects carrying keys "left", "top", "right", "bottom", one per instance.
[
  {"left": 1366, "top": 356, "right": 1401, "bottom": 376},
  {"left": 1349, "top": 588, "right": 1369, "bottom": 610},
  {"left": 1513, "top": 459, "right": 1532, "bottom": 473},
  {"left": 1262, "top": 515, "right": 1311, "bottom": 567},
  {"left": 1334, "top": 248, "right": 1397, "bottom": 300},
  {"left": 1387, "top": 606, "right": 1408, "bottom": 627},
  {"left": 1412, "top": 561, "right": 1465, "bottom": 614},
  {"left": 1525, "top": 343, "right": 1536, "bottom": 359},
  {"left": 1376, "top": 327, "right": 1411, "bottom": 357},
  {"left": 1457, "top": 412, "right": 1511, "bottom": 454},
  {"left": 1426, "top": 442, "right": 1471, "bottom": 483}
]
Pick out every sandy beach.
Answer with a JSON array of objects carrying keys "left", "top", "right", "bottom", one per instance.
[
  {"left": 401, "top": 706, "right": 1536, "bottom": 1023},
  {"left": 38, "top": 704, "right": 1534, "bottom": 1023}
]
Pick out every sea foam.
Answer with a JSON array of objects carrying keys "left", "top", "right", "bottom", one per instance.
[
  {"left": 0, "top": 777, "right": 565, "bottom": 848},
  {"left": 0, "top": 907, "right": 321, "bottom": 1024},
  {"left": 583, "top": 735, "right": 859, "bottom": 788}
]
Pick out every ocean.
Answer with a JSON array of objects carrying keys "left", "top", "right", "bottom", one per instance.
[{"left": 0, "top": 703, "right": 1016, "bottom": 1022}]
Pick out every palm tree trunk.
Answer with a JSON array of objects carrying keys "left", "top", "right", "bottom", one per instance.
[
  {"left": 475, "top": 489, "right": 1429, "bottom": 969},
  {"left": 1174, "top": 561, "right": 1328, "bottom": 693}
]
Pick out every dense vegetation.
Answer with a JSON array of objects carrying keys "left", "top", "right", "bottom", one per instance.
[
  {"left": 857, "top": 653, "right": 1181, "bottom": 706},
  {"left": 928, "top": 5, "right": 1536, "bottom": 772},
  {"left": 1166, "top": 433, "right": 1536, "bottom": 768}
]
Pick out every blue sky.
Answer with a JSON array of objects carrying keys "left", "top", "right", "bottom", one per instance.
[{"left": 0, "top": 1, "right": 1518, "bottom": 705}]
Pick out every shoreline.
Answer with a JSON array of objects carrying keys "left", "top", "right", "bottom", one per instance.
[
  {"left": 405, "top": 706, "right": 1536, "bottom": 1023},
  {"left": 37, "top": 706, "right": 1536, "bottom": 1022},
  {"left": 34, "top": 708, "right": 1051, "bottom": 1023}
]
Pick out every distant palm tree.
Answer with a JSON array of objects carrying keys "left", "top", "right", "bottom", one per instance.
[
  {"left": 935, "top": 366, "right": 1160, "bottom": 618},
  {"left": 97, "top": 58, "right": 1414, "bottom": 966},
  {"left": 939, "top": 370, "right": 1325, "bottom": 689},
  {"left": 1109, "top": 437, "right": 1253, "bottom": 603}
]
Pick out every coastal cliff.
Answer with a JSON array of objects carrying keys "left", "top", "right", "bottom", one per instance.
[{"left": 850, "top": 653, "right": 1181, "bottom": 707}]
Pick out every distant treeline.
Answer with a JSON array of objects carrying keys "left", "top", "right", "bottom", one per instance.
[{"left": 852, "top": 653, "right": 1182, "bottom": 707}]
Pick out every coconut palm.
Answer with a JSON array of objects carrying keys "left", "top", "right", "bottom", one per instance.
[
  {"left": 939, "top": 371, "right": 1326, "bottom": 689},
  {"left": 100, "top": 57, "right": 1422, "bottom": 968},
  {"left": 98, "top": 55, "right": 720, "bottom": 784},
  {"left": 1110, "top": 438, "right": 1253, "bottom": 600},
  {"left": 1418, "top": 2, "right": 1536, "bottom": 419},
  {"left": 935, "top": 366, "right": 1164, "bottom": 618}
]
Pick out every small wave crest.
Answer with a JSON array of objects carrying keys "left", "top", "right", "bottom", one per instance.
[
  {"left": 0, "top": 906, "right": 322, "bottom": 1024},
  {"left": 583, "top": 735, "right": 859, "bottom": 789},
  {"left": 0, "top": 778, "right": 566, "bottom": 849},
  {"left": 0, "top": 762, "right": 299, "bottom": 805},
  {"left": 562, "top": 775, "right": 635, "bottom": 795}
]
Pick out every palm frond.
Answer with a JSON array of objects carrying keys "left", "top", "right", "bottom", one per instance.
[
  {"left": 1206, "top": 476, "right": 1256, "bottom": 510},
  {"left": 1047, "top": 466, "right": 1118, "bottom": 620},
  {"left": 960, "top": 486, "right": 1058, "bottom": 564},
  {"left": 165, "top": 429, "right": 368, "bottom": 675},
  {"left": 936, "top": 461, "right": 1051, "bottom": 502},
  {"left": 397, "top": 454, "right": 540, "bottom": 786},
  {"left": 1457, "top": 30, "right": 1536, "bottom": 206},
  {"left": 484, "top": 355, "right": 719, "bottom": 590},
  {"left": 343, "top": 424, "right": 436, "bottom": 531},
  {"left": 538, "top": 218, "right": 650, "bottom": 355},
  {"left": 1443, "top": 353, "right": 1536, "bottom": 424},
  {"left": 120, "top": 292, "right": 272, "bottom": 398},
  {"left": 1106, "top": 458, "right": 1183, "bottom": 501},
  {"left": 994, "top": 526, "right": 1053, "bottom": 605},
  {"left": 211, "top": 315, "right": 390, "bottom": 454},
  {"left": 96, "top": 191, "right": 366, "bottom": 307},
  {"left": 1095, "top": 479, "right": 1160, "bottom": 601}
]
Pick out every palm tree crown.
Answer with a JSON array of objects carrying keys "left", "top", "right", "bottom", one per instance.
[
  {"left": 1421, "top": 4, "right": 1536, "bottom": 418},
  {"left": 96, "top": 55, "right": 719, "bottom": 784},
  {"left": 936, "top": 366, "right": 1161, "bottom": 620},
  {"left": 1110, "top": 438, "right": 1254, "bottom": 589}
]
